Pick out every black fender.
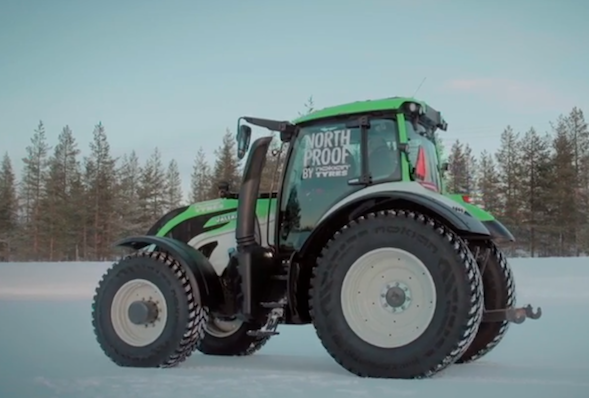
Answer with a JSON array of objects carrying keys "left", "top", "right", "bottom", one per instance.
[
  {"left": 483, "top": 219, "right": 515, "bottom": 243},
  {"left": 146, "top": 206, "right": 189, "bottom": 236},
  {"left": 299, "top": 190, "right": 491, "bottom": 258},
  {"left": 381, "top": 191, "right": 492, "bottom": 236},
  {"left": 114, "top": 235, "right": 225, "bottom": 312}
]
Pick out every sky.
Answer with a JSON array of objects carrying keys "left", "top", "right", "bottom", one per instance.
[{"left": 1, "top": 0, "right": 588, "bottom": 193}]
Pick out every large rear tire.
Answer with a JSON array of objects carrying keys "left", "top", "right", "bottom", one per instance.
[
  {"left": 309, "top": 210, "right": 484, "bottom": 379},
  {"left": 457, "top": 242, "right": 515, "bottom": 363},
  {"left": 92, "top": 251, "right": 208, "bottom": 368},
  {"left": 197, "top": 317, "right": 270, "bottom": 356}
]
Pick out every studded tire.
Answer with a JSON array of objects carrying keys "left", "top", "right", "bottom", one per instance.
[
  {"left": 309, "top": 210, "right": 484, "bottom": 379},
  {"left": 197, "top": 319, "right": 270, "bottom": 356},
  {"left": 457, "top": 242, "right": 515, "bottom": 363},
  {"left": 92, "top": 250, "right": 209, "bottom": 368}
]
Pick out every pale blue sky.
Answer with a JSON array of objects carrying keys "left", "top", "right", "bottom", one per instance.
[{"left": 1, "top": 0, "right": 588, "bottom": 192}]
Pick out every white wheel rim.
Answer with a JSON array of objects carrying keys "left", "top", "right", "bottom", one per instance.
[
  {"left": 110, "top": 279, "right": 168, "bottom": 347},
  {"left": 340, "top": 248, "right": 437, "bottom": 348},
  {"left": 205, "top": 317, "right": 243, "bottom": 338}
]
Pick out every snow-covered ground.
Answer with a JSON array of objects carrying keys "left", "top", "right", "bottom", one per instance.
[{"left": 0, "top": 257, "right": 587, "bottom": 398}]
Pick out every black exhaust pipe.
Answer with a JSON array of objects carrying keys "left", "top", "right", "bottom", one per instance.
[{"left": 235, "top": 135, "right": 273, "bottom": 317}]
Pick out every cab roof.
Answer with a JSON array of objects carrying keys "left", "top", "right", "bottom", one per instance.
[{"left": 293, "top": 96, "right": 428, "bottom": 125}]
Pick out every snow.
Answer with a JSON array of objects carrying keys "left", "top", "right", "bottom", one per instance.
[{"left": 0, "top": 257, "right": 587, "bottom": 398}]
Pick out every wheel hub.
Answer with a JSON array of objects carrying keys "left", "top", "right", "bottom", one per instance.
[
  {"left": 340, "top": 248, "right": 437, "bottom": 348},
  {"left": 110, "top": 279, "right": 168, "bottom": 347},
  {"left": 205, "top": 317, "right": 243, "bottom": 338},
  {"left": 128, "top": 300, "right": 159, "bottom": 325},
  {"left": 381, "top": 282, "right": 412, "bottom": 313}
]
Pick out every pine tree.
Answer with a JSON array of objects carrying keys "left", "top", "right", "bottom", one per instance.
[
  {"left": 518, "top": 127, "right": 552, "bottom": 256},
  {"left": 68, "top": 168, "right": 86, "bottom": 260},
  {"left": 42, "top": 125, "right": 81, "bottom": 260},
  {"left": 260, "top": 97, "right": 316, "bottom": 192},
  {"left": 165, "top": 159, "right": 183, "bottom": 210},
  {"left": 476, "top": 150, "right": 501, "bottom": 214},
  {"left": 138, "top": 147, "right": 166, "bottom": 222},
  {"left": 446, "top": 140, "right": 466, "bottom": 193},
  {"left": 463, "top": 143, "right": 478, "bottom": 195},
  {"left": 495, "top": 126, "right": 522, "bottom": 225},
  {"left": 190, "top": 147, "right": 213, "bottom": 203},
  {"left": 116, "top": 151, "right": 143, "bottom": 237},
  {"left": 210, "top": 129, "right": 242, "bottom": 197},
  {"left": 434, "top": 133, "right": 447, "bottom": 163},
  {"left": 298, "top": 96, "right": 315, "bottom": 116},
  {"left": 20, "top": 120, "right": 51, "bottom": 260},
  {"left": 565, "top": 107, "right": 589, "bottom": 254},
  {"left": 547, "top": 117, "right": 577, "bottom": 256},
  {"left": 84, "top": 122, "right": 117, "bottom": 260},
  {"left": 0, "top": 153, "right": 18, "bottom": 260}
]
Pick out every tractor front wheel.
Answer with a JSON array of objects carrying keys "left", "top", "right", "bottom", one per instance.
[
  {"left": 92, "top": 251, "right": 209, "bottom": 368},
  {"left": 309, "top": 210, "right": 484, "bottom": 379}
]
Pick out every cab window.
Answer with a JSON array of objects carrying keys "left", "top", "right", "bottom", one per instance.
[
  {"left": 278, "top": 118, "right": 401, "bottom": 250},
  {"left": 405, "top": 122, "right": 442, "bottom": 191}
]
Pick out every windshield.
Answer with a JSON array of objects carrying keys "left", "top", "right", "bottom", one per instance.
[
  {"left": 279, "top": 118, "right": 401, "bottom": 250},
  {"left": 406, "top": 122, "right": 442, "bottom": 191}
]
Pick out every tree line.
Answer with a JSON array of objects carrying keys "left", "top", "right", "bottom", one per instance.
[
  {"left": 0, "top": 98, "right": 314, "bottom": 262},
  {"left": 444, "top": 106, "right": 589, "bottom": 257},
  {"left": 0, "top": 99, "right": 586, "bottom": 261}
]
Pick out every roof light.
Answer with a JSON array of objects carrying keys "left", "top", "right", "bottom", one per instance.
[{"left": 462, "top": 195, "right": 471, "bottom": 203}]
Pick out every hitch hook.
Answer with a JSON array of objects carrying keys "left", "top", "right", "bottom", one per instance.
[{"left": 506, "top": 304, "right": 542, "bottom": 324}]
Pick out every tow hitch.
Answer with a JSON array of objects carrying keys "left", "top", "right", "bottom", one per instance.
[{"left": 483, "top": 304, "right": 543, "bottom": 324}]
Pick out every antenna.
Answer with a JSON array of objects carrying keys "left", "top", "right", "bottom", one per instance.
[{"left": 412, "top": 77, "right": 427, "bottom": 98}]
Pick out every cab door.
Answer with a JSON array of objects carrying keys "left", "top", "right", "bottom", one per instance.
[{"left": 277, "top": 118, "right": 402, "bottom": 251}]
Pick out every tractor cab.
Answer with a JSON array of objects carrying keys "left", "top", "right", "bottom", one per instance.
[{"left": 235, "top": 100, "right": 448, "bottom": 250}]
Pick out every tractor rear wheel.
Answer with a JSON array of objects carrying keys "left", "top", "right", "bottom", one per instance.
[
  {"left": 197, "top": 317, "right": 270, "bottom": 356},
  {"left": 457, "top": 242, "right": 515, "bottom": 363},
  {"left": 309, "top": 210, "right": 483, "bottom": 379},
  {"left": 92, "top": 251, "right": 208, "bottom": 368}
]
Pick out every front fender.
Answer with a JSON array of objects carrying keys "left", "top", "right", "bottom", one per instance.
[
  {"left": 146, "top": 206, "right": 189, "bottom": 236},
  {"left": 114, "top": 235, "right": 224, "bottom": 312}
]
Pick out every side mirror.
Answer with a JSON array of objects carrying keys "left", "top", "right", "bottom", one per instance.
[{"left": 236, "top": 124, "right": 252, "bottom": 160}]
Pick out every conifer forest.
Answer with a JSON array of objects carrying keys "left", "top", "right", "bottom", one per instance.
[{"left": 0, "top": 100, "right": 587, "bottom": 261}]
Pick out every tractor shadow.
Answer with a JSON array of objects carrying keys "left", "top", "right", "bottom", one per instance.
[{"left": 183, "top": 352, "right": 351, "bottom": 377}]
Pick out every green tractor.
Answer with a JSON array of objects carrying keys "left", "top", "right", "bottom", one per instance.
[{"left": 91, "top": 97, "right": 541, "bottom": 379}]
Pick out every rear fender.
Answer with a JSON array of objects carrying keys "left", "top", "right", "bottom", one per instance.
[
  {"left": 114, "top": 235, "right": 225, "bottom": 312},
  {"left": 483, "top": 219, "right": 515, "bottom": 243},
  {"left": 299, "top": 190, "right": 491, "bottom": 259}
]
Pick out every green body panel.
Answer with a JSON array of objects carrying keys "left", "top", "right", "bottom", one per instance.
[
  {"left": 444, "top": 194, "right": 495, "bottom": 222},
  {"left": 156, "top": 198, "right": 277, "bottom": 237}
]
